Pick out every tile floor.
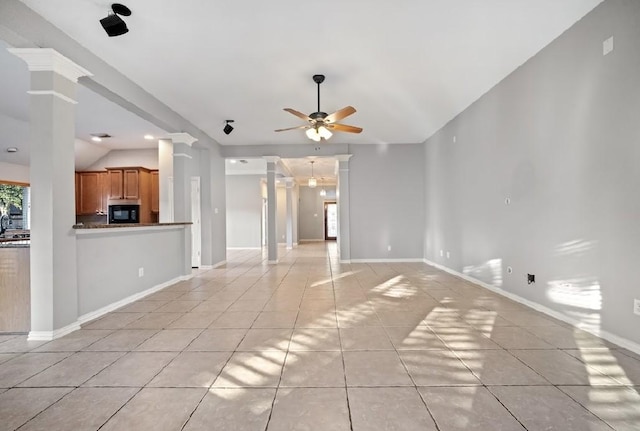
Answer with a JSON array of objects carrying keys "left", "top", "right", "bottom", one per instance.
[{"left": 1, "top": 243, "right": 640, "bottom": 430}]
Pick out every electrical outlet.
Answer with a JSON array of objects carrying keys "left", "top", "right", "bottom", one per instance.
[
  {"left": 138, "top": 267, "right": 144, "bottom": 277},
  {"left": 387, "top": 245, "right": 391, "bottom": 251},
  {"left": 440, "top": 250, "right": 443, "bottom": 257},
  {"left": 527, "top": 273, "right": 535, "bottom": 284},
  {"left": 446, "top": 251, "right": 450, "bottom": 259},
  {"left": 634, "top": 299, "right": 640, "bottom": 316},
  {"left": 507, "top": 266, "right": 513, "bottom": 274},
  {"left": 603, "top": 36, "right": 614, "bottom": 56}
]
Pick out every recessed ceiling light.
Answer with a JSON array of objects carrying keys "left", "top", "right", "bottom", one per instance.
[
  {"left": 144, "top": 134, "right": 154, "bottom": 140},
  {"left": 229, "top": 159, "right": 237, "bottom": 164},
  {"left": 6, "top": 147, "right": 18, "bottom": 153},
  {"left": 90, "top": 133, "right": 111, "bottom": 143}
]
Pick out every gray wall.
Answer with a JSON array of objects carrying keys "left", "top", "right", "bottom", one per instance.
[
  {"left": 77, "top": 226, "right": 187, "bottom": 315},
  {"left": 277, "top": 186, "right": 287, "bottom": 243},
  {"left": 349, "top": 144, "right": 425, "bottom": 260},
  {"left": 423, "top": 0, "right": 640, "bottom": 346},
  {"left": 226, "top": 174, "right": 263, "bottom": 248},
  {"left": 209, "top": 147, "right": 227, "bottom": 265},
  {"left": 299, "top": 185, "right": 336, "bottom": 241}
]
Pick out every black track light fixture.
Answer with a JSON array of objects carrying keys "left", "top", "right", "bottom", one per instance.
[
  {"left": 100, "top": 3, "right": 132, "bottom": 37},
  {"left": 224, "top": 120, "right": 235, "bottom": 135}
]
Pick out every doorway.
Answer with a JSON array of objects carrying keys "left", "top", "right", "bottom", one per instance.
[{"left": 324, "top": 201, "right": 337, "bottom": 240}]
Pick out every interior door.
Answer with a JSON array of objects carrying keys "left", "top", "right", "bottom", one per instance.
[{"left": 324, "top": 202, "right": 337, "bottom": 240}]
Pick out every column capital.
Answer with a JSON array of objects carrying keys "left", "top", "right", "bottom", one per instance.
[
  {"left": 284, "top": 177, "right": 294, "bottom": 187},
  {"left": 335, "top": 154, "right": 353, "bottom": 162},
  {"left": 168, "top": 132, "right": 197, "bottom": 146},
  {"left": 263, "top": 156, "right": 280, "bottom": 163},
  {"left": 8, "top": 48, "right": 92, "bottom": 82}
]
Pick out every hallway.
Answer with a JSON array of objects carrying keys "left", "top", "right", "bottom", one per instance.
[{"left": 1, "top": 243, "right": 639, "bottom": 430}]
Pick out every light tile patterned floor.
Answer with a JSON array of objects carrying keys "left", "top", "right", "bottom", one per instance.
[{"left": 1, "top": 243, "right": 640, "bottom": 430}]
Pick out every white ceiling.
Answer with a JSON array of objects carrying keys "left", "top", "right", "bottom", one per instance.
[{"left": 18, "top": 0, "right": 603, "bottom": 147}]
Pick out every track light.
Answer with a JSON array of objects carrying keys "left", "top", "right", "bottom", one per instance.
[
  {"left": 224, "top": 120, "right": 235, "bottom": 135},
  {"left": 100, "top": 4, "right": 132, "bottom": 37}
]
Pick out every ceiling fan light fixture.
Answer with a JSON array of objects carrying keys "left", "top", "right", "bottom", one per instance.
[
  {"left": 305, "top": 128, "right": 321, "bottom": 142},
  {"left": 318, "top": 126, "right": 332, "bottom": 140}
]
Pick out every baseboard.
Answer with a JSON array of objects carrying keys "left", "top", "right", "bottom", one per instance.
[
  {"left": 351, "top": 258, "right": 425, "bottom": 263},
  {"left": 268, "top": 260, "right": 279, "bottom": 264},
  {"left": 339, "top": 260, "right": 351, "bottom": 264},
  {"left": 76, "top": 274, "right": 190, "bottom": 328},
  {"left": 299, "top": 239, "right": 325, "bottom": 242},
  {"left": 423, "top": 258, "right": 640, "bottom": 355},
  {"left": 28, "top": 321, "right": 82, "bottom": 341},
  {"left": 227, "top": 247, "right": 262, "bottom": 250},
  {"left": 199, "top": 265, "right": 214, "bottom": 270},
  {"left": 212, "top": 260, "right": 227, "bottom": 269}
]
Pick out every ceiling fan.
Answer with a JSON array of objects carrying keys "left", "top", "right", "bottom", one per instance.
[{"left": 275, "top": 74, "right": 362, "bottom": 142}]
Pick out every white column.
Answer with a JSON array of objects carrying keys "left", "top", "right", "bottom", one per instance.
[
  {"left": 285, "top": 177, "right": 294, "bottom": 250},
  {"left": 336, "top": 154, "right": 352, "bottom": 263},
  {"left": 170, "top": 132, "right": 197, "bottom": 276},
  {"left": 264, "top": 156, "right": 279, "bottom": 263},
  {"left": 158, "top": 138, "right": 173, "bottom": 223},
  {"left": 10, "top": 48, "right": 92, "bottom": 339}
]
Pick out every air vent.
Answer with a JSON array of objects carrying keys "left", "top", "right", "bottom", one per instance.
[{"left": 239, "top": 159, "right": 249, "bottom": 164}]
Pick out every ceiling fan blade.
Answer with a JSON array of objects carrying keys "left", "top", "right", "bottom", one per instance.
[
  {"left": 325, "top": 106, "right": 356, "bottom": 123},
  {"left": 275, "top": 125, "right": 310, "bottom": 132},
  {"left": 284, "top": 108, "right": 312, "bottom": 121},
  {"left": 327, "top": 123, "right": 363, "bottom": 134}
]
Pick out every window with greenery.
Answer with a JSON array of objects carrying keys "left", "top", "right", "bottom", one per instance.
[{"left": 0, "top": 184, "right": 23, "bottom": 215}]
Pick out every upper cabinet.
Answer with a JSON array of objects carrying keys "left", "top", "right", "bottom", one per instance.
[
  {"left": 150, "top": 170, "right": 159, "bottom": 213},
  {"left": 107, "top": 168, "right": 147, "bottom": 200},
  {"left": 76, "top": 171, "right": 108, "bottom": 215}
]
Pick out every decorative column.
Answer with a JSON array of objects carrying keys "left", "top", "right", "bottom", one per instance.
[
  {"left": 169, "top": 132, "right": 197, "bottom": 276},
  {"left": 285, "top": 177, "right": 294, "bottom": 250},
  {"left": 158, "top": 138, "right": 173, "bottom": 223},
  {"left": 264, "top": 156, "right": 280, "bottom": 263},
  {"left": 336, "top": 154, "right": 353, "bottom": 263},
  {"left": 9, "top": 48, "right": 92, "bottom": 340}
]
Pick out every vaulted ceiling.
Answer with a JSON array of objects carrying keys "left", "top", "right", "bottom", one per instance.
[{"left": 17, "top": 0, "right": 603, "bottom": 148}]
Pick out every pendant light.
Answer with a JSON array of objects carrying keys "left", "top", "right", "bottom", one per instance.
[
  {"left": 319, "top": 177, "right": 327, "bottom": 197},
  {"left": 308, "top": 161, "right": 317, "bottom": 188}
]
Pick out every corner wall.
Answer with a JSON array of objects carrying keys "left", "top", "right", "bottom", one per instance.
[
  {"left": 423, "top": 0, "right": 640, "bottom": 346},
  {"left": 225, "top": 174, "right": 263, "bottom": 248}
]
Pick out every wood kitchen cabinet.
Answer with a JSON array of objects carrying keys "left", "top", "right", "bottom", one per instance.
[
  {"left": 76, "top": 171, "right": 108, "bottom": 215},
  {"left": 106, "top": 167, "right": 153, "bottom": 223},
  {"left": 150, "top": 170, "right": 159, "bottom": 213}
]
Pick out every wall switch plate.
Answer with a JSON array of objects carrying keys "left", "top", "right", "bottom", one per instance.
[
  {"left": 214, "top": 208, "right": 219, "bottom": 214},
  {"left": 603, "top": 36, "right": 614, "bottom": 55},
  {"left": 453, "top": 136, "right": 457, "bottom": 143},
  {"left": 387, "top": 245, "right": 391, "bottom": 251},
  {"left": 634, "top": 299, "right": 640, "bottom": 316},
  {"left": 440, "top": 250, "right": 443, "bottom": 257},
  {"left": 446, "top": 251, "right": 450, "bottom": 259},
  {"left": 138, "top": 267, "right": 144, "bottom": 277}
]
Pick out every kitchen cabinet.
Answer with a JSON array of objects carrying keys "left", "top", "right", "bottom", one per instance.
[
  {"left": 77, "top": 171, "right": 108, "bottom": 215},
  {"left": 151, "top": 170, "right": 159, "bottom": 213},
  {"left": 106, "top": 167, "right": 152, "bottom": 223}
]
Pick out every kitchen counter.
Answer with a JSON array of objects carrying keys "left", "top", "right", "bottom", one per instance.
[{"left": 73, "top": 222, "right": 191, "bottom": 229}]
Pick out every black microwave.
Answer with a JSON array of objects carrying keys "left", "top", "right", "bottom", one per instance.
[{"left": 109, "top": 205, "right": 140, "bottom": 224}]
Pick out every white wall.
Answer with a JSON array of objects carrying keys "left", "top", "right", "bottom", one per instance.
[
  {"left": 423, "top": 0, "right": 640, "bottom": 348},
  {"left": 349, "top": 144, "right": 425, "bottom": 260},
  {"left": 0, "top": 161, "right": 29, "bottom": 183},
  {"left": 86, "top": 148, "right": 158, "bottom": 170},
  {"left": 226, "top": 174, "right": 263, "bottom": 248}
]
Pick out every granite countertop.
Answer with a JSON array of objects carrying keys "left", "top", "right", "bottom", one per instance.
[{"left": 73, "top": 222, "right": 192, "bottom": 229}]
